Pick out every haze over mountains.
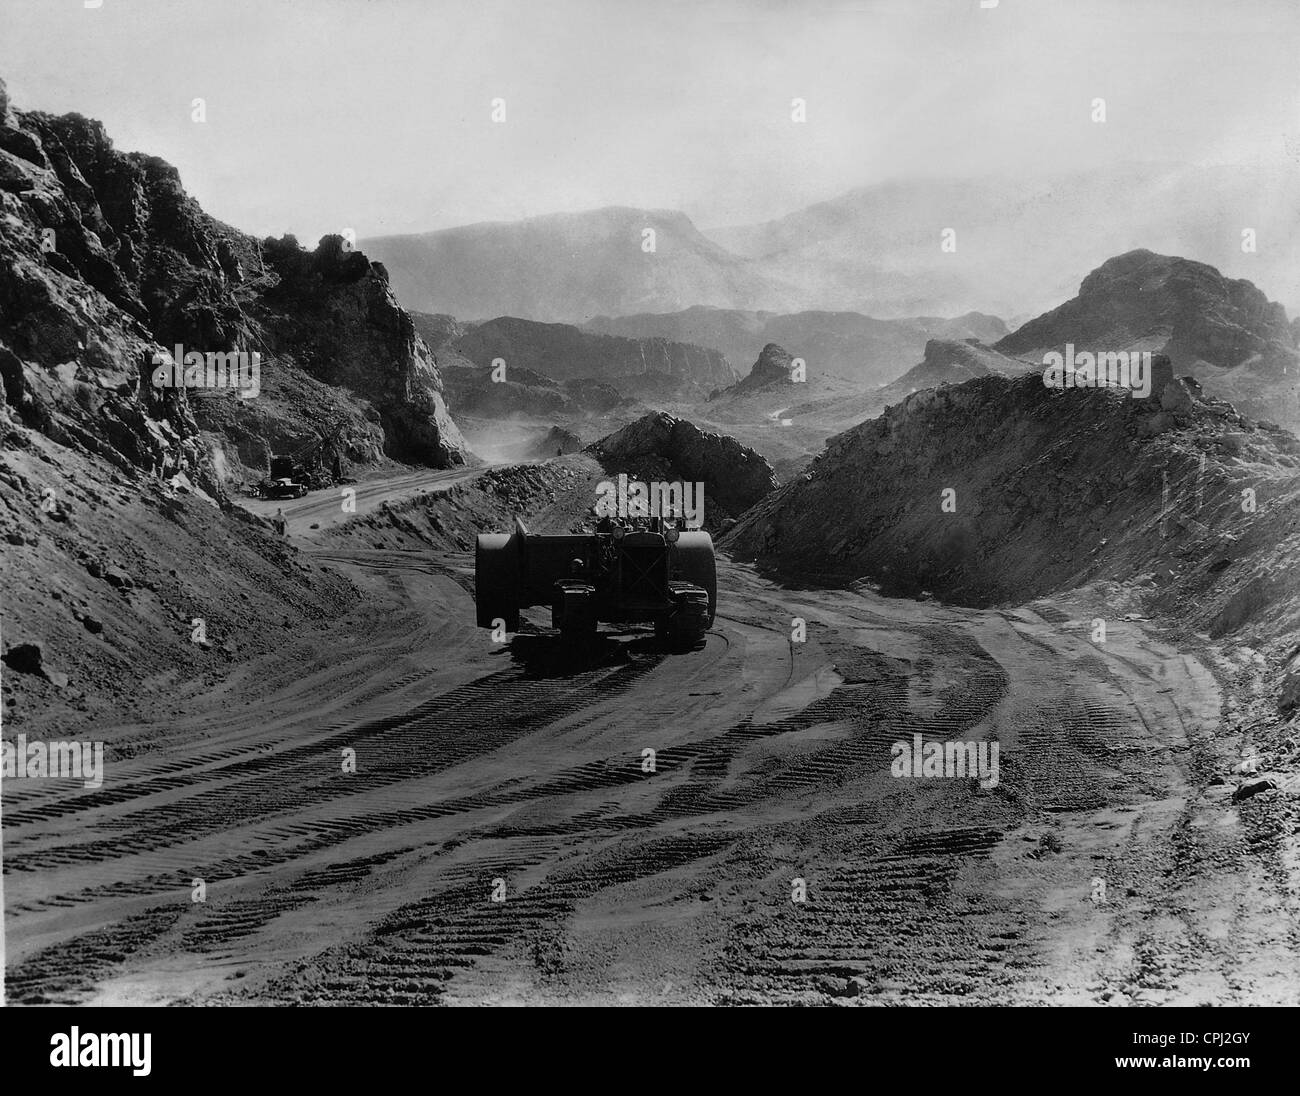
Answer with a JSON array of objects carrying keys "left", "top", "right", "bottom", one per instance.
[
  {"left": 362, "top": 163, "right": 1300, "bottom": 327},
  {"left": 361, "top": 207, "right": 776, "bottom": 325}
]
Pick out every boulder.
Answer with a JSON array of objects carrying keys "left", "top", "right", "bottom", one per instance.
[
  {"left": 2, "top": 642, "right": 46, "bottom": 675},
  {"left": 1232, "top": 776, "right": 1280, "bottom": 802}
]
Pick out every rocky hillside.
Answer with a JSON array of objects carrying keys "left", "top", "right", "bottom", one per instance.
[
  {"left": 0, "top": 79, "right": 465, "bottom": 494},
  {"left": 588, "top": 306, "right": 1007, "bottom": 387},
  {"left": 0, "top": 76, "right": 463, "bottom": 722},
  {"left": 995, "top": 250, "right": 1299, "bottom": 431},
  {"left": 362, "top": 207, "right": 781, "bottom": 323},
  {"left": 724, "top": 366, "right": 1300, "bottom": 627},
  {"left": 588, "top": 412, "right": 778, "bottom": 529}
]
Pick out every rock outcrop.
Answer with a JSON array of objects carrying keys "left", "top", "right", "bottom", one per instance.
[
  {"left": 711, "top": 343, "right": 798, "bottom": 399},
  {"left": 0, "top": 80, "right": 465, "bottom": 492},
  {"left": 995, "top": 250, "right": 1299, "bottom": 430}
]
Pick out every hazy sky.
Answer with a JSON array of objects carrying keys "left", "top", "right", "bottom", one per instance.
[{"left": 1, "top": 0, "right": 1297, "bottom": 244}]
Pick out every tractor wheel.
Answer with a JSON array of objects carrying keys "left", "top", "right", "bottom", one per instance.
[
  {"left": 671, "top": 533, "right": 717, "bottom": 625},
  {"left": 476, "top": 532, "right": 522, "bottom": 631}
]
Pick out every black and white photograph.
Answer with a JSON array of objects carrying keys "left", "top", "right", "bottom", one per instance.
[{"left": 0, "top": 0, "right": 1297, "bottom": 1047}]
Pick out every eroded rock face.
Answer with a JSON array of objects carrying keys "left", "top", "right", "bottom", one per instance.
[
  {"left": 0, "top": 82, "right": 465, "bottom": 487},
  {"left": 259, "top": 235, "right": 463, "bottom": 465},
  {"left": 591, "top": 411, "right": 778, "bottom": 520}
]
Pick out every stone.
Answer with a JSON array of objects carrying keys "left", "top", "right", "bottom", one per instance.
[
  {"left": 1232, "top": 776, "right": 1279, "bottom": 802},
  {"left": 2, "top": 642, "right": 45, "bottom": 675}
]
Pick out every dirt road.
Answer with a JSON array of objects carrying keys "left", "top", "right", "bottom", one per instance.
[
  {"left": 8, "top": 534, "right": 1295, "bottom": 1005},
  {"left": 236, "top": 464, "right": 489, "bottom": 536}
]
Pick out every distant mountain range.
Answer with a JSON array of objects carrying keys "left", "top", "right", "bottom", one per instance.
[
  {"left": 412, "top": 312, "right": 736, "bottom": 398},
  {"left": 586, "top": 306, "right": 1006, "bottom": 387},
  {"left": 363, "top": 164, "right": 1300, "bottom": 325},
  {"left": 363, "top": 207, "right": 777, "bottom": 324}
]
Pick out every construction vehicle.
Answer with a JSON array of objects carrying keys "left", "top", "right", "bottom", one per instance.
[
  {"left": 253, "top": 419, "right": 349, "bottom": 499},
  {"left": 476, "top": 516, "right": 716, "bottom": 647}
]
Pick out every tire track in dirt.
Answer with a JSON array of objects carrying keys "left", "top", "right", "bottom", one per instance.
[
  {"left": 6, "top": 556, "right": 1217, "bottom": 1005},
  {"left": 5, "top": 659, "right": 657, "bottom": 872}
]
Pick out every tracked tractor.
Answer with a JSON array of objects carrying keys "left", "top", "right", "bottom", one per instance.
[{"left": 476, "top": 516, "right": 716, "bottom": 647}]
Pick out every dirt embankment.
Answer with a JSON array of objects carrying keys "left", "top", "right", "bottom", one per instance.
[{"left": 725, "top": 370, "right": 1300, "bottom": 622}]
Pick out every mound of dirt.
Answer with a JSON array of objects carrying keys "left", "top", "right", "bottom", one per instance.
[
  {"left": 723, "top": 368, "right": 1300, "bottom": 621},
  {"left": 588, "top": 411, "right": 778, "bottom": 526}
]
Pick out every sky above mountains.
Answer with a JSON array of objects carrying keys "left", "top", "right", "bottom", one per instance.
[{"left": 2, "top": 0, "right": 1297, "bottom": 248}]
